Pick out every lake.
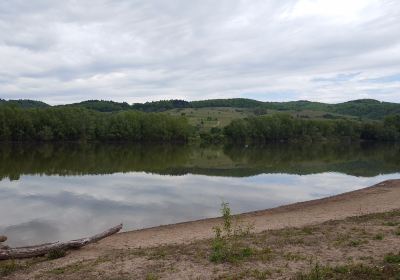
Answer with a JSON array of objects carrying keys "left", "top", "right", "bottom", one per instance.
[{"left": 1, "top": 142, "right": 400, "bottom": 247}]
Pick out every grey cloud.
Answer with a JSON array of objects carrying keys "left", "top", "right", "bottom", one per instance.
[{"left": 0, "top": 0, "right": 399, "bottom": 103}]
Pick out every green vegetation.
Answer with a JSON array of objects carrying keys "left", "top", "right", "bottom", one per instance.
[
  {"left": 210, "top": 202, "right": 253, "bottom": 263},
  {"left": 47, "top": 249, "right": 67, "bottom": 260},
  {"left": 64, "top": 100, "right": 130, "bottom": 112},
  {"left": 190, "top": 98, "right": 400, "bottom": 120},
  {"left": 0, "top": 106, "right": 190, "bottom": 142},
  {"left": 132, "top": 99, "right": 190, "bottom": 112},
  {"left": 224, "top": 114, "right": 400, "bottom": 143},
  {"left": 145, "top": 272, "right": 160, "bottom": 280},
  {"left": 2, "top": 98, "right": 400, "bottom": 120},
  {"left": 96, "top": 98, "right": 400, "bottom": 120},
  {"left": 1, "top": 98, "right": 400, "bottom": 144},
  {"left": 164, "top": 107, "right": 250, "bottom": 134},
  {"left": 77, "top": 98, "right": 400, "bottom": 120},
  {"left": 373, "top": 233, "right": 384, "bottom": 240},
  {"left": 191, "top": 98, "right": 263, "bottom": 109},
  {"left": 0, "top": 99, "right": 50, "bottom": 109},
  {"left": 294, "top": 253, "right": 400, "bottom": 279},
  {"left": 0, "top": 260, "right": 21, "bottom": 277},
  {"left": 384, "top": 252, "right": 400, "bottom": 264}
]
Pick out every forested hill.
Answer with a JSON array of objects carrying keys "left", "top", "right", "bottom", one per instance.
[
  {"left": 134, "top": 98, "right": 400, "bottom": 119},
  {"left": 0, "top": 99, "right": 49, "bottom": 109},
  {"left": 1, "top": 98, "right": 400, "bottom": 119}
]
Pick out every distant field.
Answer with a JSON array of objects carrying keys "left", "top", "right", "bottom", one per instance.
[
  {"left": 164, "top": 107, "right": 252, "bottom": 132},
  {"left": 164, "top": 107, "right": 357, "bottom": 132}
]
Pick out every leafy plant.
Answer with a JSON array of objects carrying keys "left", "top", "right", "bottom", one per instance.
[
  {"left": 47, "top": 248, "right": 67, "bottom": 260},
  {"left": 373, "top": 233, "right": 384, "bottom": 240},
  {"left": 210, "top": 202, "right": 254, "bottom": 263},
  {"left": 384, "top": 252, "right": 400, "bottom": 264},
  {"left": 0, "top": 260, "right": 21, "bottom": 277}
]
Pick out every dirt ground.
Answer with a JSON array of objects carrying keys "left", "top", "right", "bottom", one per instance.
[{"left": 2, "top": 179, "right": 400, "bottom": 279}]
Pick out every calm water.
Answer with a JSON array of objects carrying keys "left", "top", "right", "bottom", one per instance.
[{"left": 1, "top": 142, "right": 400, "bottom": 247}]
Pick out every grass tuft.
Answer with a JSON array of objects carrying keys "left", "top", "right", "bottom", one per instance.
[
  {"left": 294, "top": 263, "right": 400, "bottom": 280},
  {"left": 384, "top": 252, "right": 400, "bottom": 264},
  {"left": 373, "top": 233, "right": 384, "bottom": 240},
  {"left": 145, "top": 272, "right": 159, "bottom": 280},
  {"left": 47, "top": 248, "right": 67, "bottom": 260},
  {"left": 0, "top": 260, "right": 22, "bottom": 277}
]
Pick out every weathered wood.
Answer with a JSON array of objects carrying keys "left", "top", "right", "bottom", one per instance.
[{"left": 0, "top": 224, "right": 122, "bottom": 260}]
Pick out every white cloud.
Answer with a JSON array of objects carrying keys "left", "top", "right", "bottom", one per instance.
[{"left": 0, "top": 0, "right": 399, "bottom": 104}]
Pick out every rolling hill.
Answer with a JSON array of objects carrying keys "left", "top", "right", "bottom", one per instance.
[{"left": 1, "top": 98, "right": 399, "bottom": 120}]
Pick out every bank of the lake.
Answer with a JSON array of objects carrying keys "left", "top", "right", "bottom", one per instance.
[{"left": 2, "top": 179, "right": 400, "bottom": 279}]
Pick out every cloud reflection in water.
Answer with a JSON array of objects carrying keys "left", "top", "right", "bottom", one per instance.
[{"left": 1, "top": 171, "right": 399, "bottom": 246}]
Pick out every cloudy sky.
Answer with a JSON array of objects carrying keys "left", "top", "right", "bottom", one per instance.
[{"left": 0, "top": 0, "right": 399, "bottom": 104}]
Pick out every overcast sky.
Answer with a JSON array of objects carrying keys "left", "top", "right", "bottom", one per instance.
[{"left": 0, "top": 0, "right": 399, "bottom": 104}]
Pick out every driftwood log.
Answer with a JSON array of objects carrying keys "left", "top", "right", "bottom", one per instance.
[{"left": 0, "top": 223, "right": 122, "bottom": 260}]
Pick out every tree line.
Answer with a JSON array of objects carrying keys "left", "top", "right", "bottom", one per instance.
[
  {"left": 223, "top": 114, "right": 400, "bottom": 143},
  {"left": 1, "top": 105, "right": 399, "bottom": 144},
  {"left": 4, "top": 98, "right": 400, "bottom": 120},
  {"left": 0, "top": 106, "right": 191, "bottom": 142}
]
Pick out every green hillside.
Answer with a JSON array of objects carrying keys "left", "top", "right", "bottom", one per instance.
[
  {"left": 62, "top": 100, "right": 131, "bottom": 112},
  {"left": 132, "top": 98, "right": 400, "bottom": 120},
  {"left": 0, "top": 99, "right": 49, "bottom": 109},
  {"left": 330, "top": 99, "right": 400, "bottom": 119},
  {"left": 1, "top": 98, "right": 399, "bottom": 120}
]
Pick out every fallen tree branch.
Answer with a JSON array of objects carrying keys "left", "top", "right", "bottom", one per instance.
[{"left": 0, "top": 223, "right": 122, "bottom": 260}]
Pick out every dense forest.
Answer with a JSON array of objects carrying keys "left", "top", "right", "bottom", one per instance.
[
  {"left": 0, "top": 98, "right": 400, "bottom": 143},
  {"left": 2, "top": 98, "right": 400, "bottom": 120},
  {"left": 0, "top": 99, "right": 49, "bottom": 109},
  {"left": 223, "top": 114, "right": 400, "bottom": 143},
  {"left": 0, "top": 106, "right": 190, "bottom": 142}
]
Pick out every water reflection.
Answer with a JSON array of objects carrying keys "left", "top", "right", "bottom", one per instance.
[
  {"left": 0, "top": 143, "right": 399, "bottom": 246},
  {"left": 0, "top": 142, "right": 400, "bottom": 180}
]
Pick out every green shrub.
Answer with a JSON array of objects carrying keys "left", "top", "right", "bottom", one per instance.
[
  {"left": 210, "top": 202, "right": 254, "bottom": 263},
  {"left": 384, "top": 221, "right": 399, "bottom": 226},
  {"left": 385, "top": 252, "right": 400, "bottom": 264},
  {"left": 0, "top": 260, "right": 21, "bottom": 276},
  {"left": 47, "top": 248, "right": 66, "bottom": 260},
  {"left": 373, "top": 233, "right": 384, "bottom": 240}
]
